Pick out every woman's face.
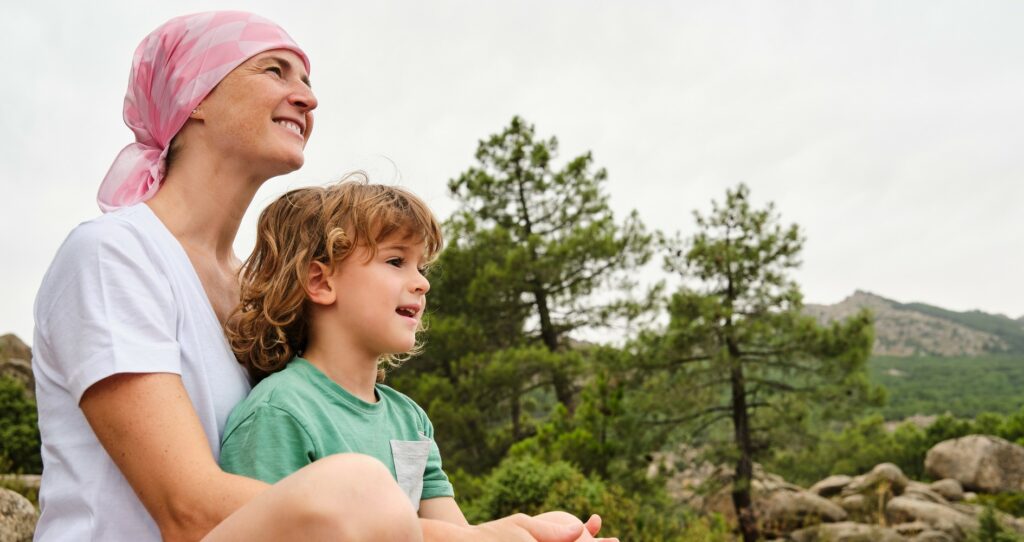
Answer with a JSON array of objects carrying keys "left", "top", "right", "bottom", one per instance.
[{"left": 195, "top": 49, "right": 317, "bottom": 177}]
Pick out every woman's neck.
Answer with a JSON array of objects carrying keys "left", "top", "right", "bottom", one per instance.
[{"left": 146, "top": 157, "right": 262, "bottom": 263}]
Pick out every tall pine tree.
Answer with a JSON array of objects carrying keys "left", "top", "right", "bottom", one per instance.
[
  {"left": 446, "top": 116, "right": 655, "bottom": 408},
  {"left": 646, "top": 184, "right": 877, "bottom": 542}
]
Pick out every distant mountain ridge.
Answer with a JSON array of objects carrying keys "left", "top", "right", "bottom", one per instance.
[{"left": 805, "top": 291, "right": 1024, "bottom": 357}]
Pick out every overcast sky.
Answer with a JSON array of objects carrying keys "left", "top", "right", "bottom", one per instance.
[{"left": 2, "top": 1, "right": 1022, "bottom": 345}]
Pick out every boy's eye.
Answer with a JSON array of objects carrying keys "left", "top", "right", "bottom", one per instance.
[
  {"left": 417, "top": 266, "right": 430, "bottom": 276},
  {"left": 387, "top": 257, "right": 404, "bottom": 267}
]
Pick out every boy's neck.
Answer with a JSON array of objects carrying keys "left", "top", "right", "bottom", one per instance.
[{"left": 301, "top": 341, "right": 380, "bottom": 404}]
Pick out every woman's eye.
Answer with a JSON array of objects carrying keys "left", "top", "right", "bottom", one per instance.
[{"left": 266, "top": 66, "right": 283, "bottom": 77}]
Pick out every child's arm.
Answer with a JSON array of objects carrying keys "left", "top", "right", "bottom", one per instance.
[{"left": 419, "top": 496, "right": 469, "bottom": 524}]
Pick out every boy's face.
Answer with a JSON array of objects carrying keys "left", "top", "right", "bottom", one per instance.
[{"left": 326, "top": 235, "right": 431, "bottom": 358}]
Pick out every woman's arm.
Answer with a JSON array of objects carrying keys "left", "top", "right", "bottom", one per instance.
[{"left": 80, "top": 372, "right": 267, "bottom": 541}]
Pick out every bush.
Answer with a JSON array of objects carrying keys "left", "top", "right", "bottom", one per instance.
[
  {"left": 0, "top": 376, "right": 41, "bottom": 474},
  {"left": 459, "top": 455, "right": 735, "bottom": 541},
  {"left": 969, "top": 505, "right": 1024, "bottom": 542}
]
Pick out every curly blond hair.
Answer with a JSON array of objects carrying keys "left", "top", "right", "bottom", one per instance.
[{"left": 226, "top": 175, "right": 443, "bottom": 381}]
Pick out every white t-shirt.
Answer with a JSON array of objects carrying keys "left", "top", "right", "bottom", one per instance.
[{"left": 32, "top": 204, "right": 252, "bottom": 541}]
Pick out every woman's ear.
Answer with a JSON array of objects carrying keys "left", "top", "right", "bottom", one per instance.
[{"left": 306, "top": 261, "right": 336, "bottom": 306}]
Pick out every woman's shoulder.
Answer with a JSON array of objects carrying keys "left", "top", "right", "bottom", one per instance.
[
  {"left": 35, "top": 205, "right": 173, "bottom": 325},
  {"left": 55, "top": 205, "right": 157, "bottom": 260}
]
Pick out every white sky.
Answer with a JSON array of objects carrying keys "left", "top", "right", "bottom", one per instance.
[{"left": 2, "top": 0, "right": 1023, "bottom": 345}]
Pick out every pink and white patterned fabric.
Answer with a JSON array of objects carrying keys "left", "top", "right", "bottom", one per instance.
[{"left": 97, "top": 11, "right": 310, "bottom": 212}]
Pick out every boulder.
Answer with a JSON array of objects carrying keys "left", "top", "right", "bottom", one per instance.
[
  {"left": 902, "top": 482, "right": 949, "bottom": 505},
  {"left": 0, "top": 488, "right": 36, "bottom": 542},
  {"left": 912, "top": 531, "right": 956, "bottom": 542},
  {"left": 789, "top": 521, "right": 907, "bottom": 542},
  {"left": 885, "top": 496, "right": 978, "bottom": 538},
  {"left": 809, "top": 474, "right": 853, "bottom": 498},
  {"left": 840, "top": 494, "right": 867, "bottom": 514},
  {"left": 924, "top": 435, "right": 1024, "bottom": 493},
  {"left": 892, "top": 521, "right": 928, "bottom": 537},
  {"left": 929, "top": 479, "right": 964, "bottom": 502},
  {"left": 844, "top": 463, "right": 910, "bottom": 496},
  {"left": 759, "top": 489, "right": 847, "bottom": 536}
]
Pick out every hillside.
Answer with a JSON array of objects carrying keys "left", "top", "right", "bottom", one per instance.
[
  {"left": 806, "top": 291, "right": 1024, "bottom": 357},
  {"left": 0, "top": 334, "right": 33, "bottom": 397}
]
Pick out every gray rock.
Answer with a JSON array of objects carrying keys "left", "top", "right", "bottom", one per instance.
[
  {"left": 809, "top": 475, "right": 853, "bottom": 498},
  {"left": 840, "top": 494, "right": 867, "bottom": 514},
  {"left": 929, "top": 479, "right": 964, "bottom": 502},
  {"left": 789, "top": 521, "right": 907, "bottom": 542},
  {"left": 0, "top": 488, "right": 36, "bottom": 542},
  {"left": 925, "top": 435, "right": 1024, "bottom": 493},
  {"left": 902, "top": 482, "right": 949, "bottom": 505},
  {"left": 886, "top": 496, "right": 978, "bottom": 538},
  {"left": 844, "top": 463, "right": 910, "bottom": 496},
  {"left": 912, "top": 531, "right": 955, "bottom": 542},
  {"left": 893, "top": 521, "right": 929, "bottom": 536},
  {"left": 760, "top": 489, "right": 847, "bottom": 535}
]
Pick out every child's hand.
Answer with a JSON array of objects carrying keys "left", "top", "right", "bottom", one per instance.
[{"left": 533, "top": 511, "right": 618, "bottom": 542}]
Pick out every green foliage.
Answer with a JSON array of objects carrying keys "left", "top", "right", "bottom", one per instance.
[
  {"left": 459, "top": 455, "right": 735, "bottom": 541},
  {"left": 869, "top": 355, "right": 1024, "bottom": 419},
  {"left": 969, "top": 505, "right": 1024, "bottom": 542},
  {"left": 0, "top": 376, "right": 41, "bottom": 474},
  {"left": 972, "top": 493, "right": 1024, "bottom": 519}
]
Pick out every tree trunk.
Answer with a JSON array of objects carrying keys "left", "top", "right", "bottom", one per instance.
[
  {"left": 511, "top": 390, "right": 522, "bottom": 440},
  {"left": 729, "top": 363, "right": 759, "bottom": 542},
  {"left": 533, "top": 285, "right": 575, "bottom": 410}
]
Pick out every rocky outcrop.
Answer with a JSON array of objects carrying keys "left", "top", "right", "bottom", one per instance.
[
  {"left": 655, "top": 449, "right": 1024, "bottom": 542},
  {"left": 0, "top": 334, "right": 33, "bottom": 398},
  {"left": 789, "top": 521, "right": 906, "bottom": 542},
  {"left": 886, "top": 496, "right": 978, "bottom": 539},
  {"left": 925, "top": 435, "right": 1024, "bottom": 492},
  {"left": 805, "top": 291, "right": 1009, "bottom": 356},
  {"left": 0, "top": 488, "right": 35, "bottom": 542},
  {"left": 929, "top": 479, "right": 964, "bottom": 502}
]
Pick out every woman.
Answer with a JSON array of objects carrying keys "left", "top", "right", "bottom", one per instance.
[{"left": 32, "top": 11, "right": 606, "bottom": 542}]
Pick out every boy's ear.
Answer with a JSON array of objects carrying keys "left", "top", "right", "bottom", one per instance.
[{"left": 306, "top": 261, "right": 336, "bottom": 306}]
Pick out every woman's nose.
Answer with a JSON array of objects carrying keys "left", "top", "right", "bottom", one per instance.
[{"left": 289, "top": 85, "right": 318, "bottom": 112}]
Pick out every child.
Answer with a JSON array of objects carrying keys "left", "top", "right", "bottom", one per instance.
[{"left": 220, "top": 179, "right": 609, "bottom": 539}]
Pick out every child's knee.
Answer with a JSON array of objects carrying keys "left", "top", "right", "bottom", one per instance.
[{"left": 282, "top": 454, "right": 421, "bottom": 541}]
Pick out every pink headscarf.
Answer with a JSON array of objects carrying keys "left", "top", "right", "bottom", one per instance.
[{"left": 97, "top": 11, "right": 311, "bottom": 212}]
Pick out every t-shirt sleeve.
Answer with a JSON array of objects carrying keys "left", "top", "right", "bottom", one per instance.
[
  {"left": 219, "top": 404, "right": 317, "bottom": 484},
  {"left": 34, "top": 219, "right": 181, "bottom": 403},
  {"left": 418, "top": 408, "right": 454, "bottom": 500}
]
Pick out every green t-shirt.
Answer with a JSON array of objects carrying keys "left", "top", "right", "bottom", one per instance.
[{"left": 219, "top": 358, "right": 453, "bottom": 507}]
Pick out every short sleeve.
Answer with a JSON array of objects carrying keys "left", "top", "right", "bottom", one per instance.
[
  {"left": 219, "top": 405, "right": 317, "bottom": 484},
  {"left": 418, "top": 410, "right": 454, "bottom": 499},
  {"left": 34, "top": 219, "right": 181, "bottom": 403}
]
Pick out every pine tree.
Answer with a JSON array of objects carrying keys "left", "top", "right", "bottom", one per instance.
[{"left": 646, "top": 184, "right": 878, "bottom": 542}]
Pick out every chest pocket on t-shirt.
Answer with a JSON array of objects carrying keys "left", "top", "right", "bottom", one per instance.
[{"left": 390, "top": 438, "right": 431, "bottom": 510}]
